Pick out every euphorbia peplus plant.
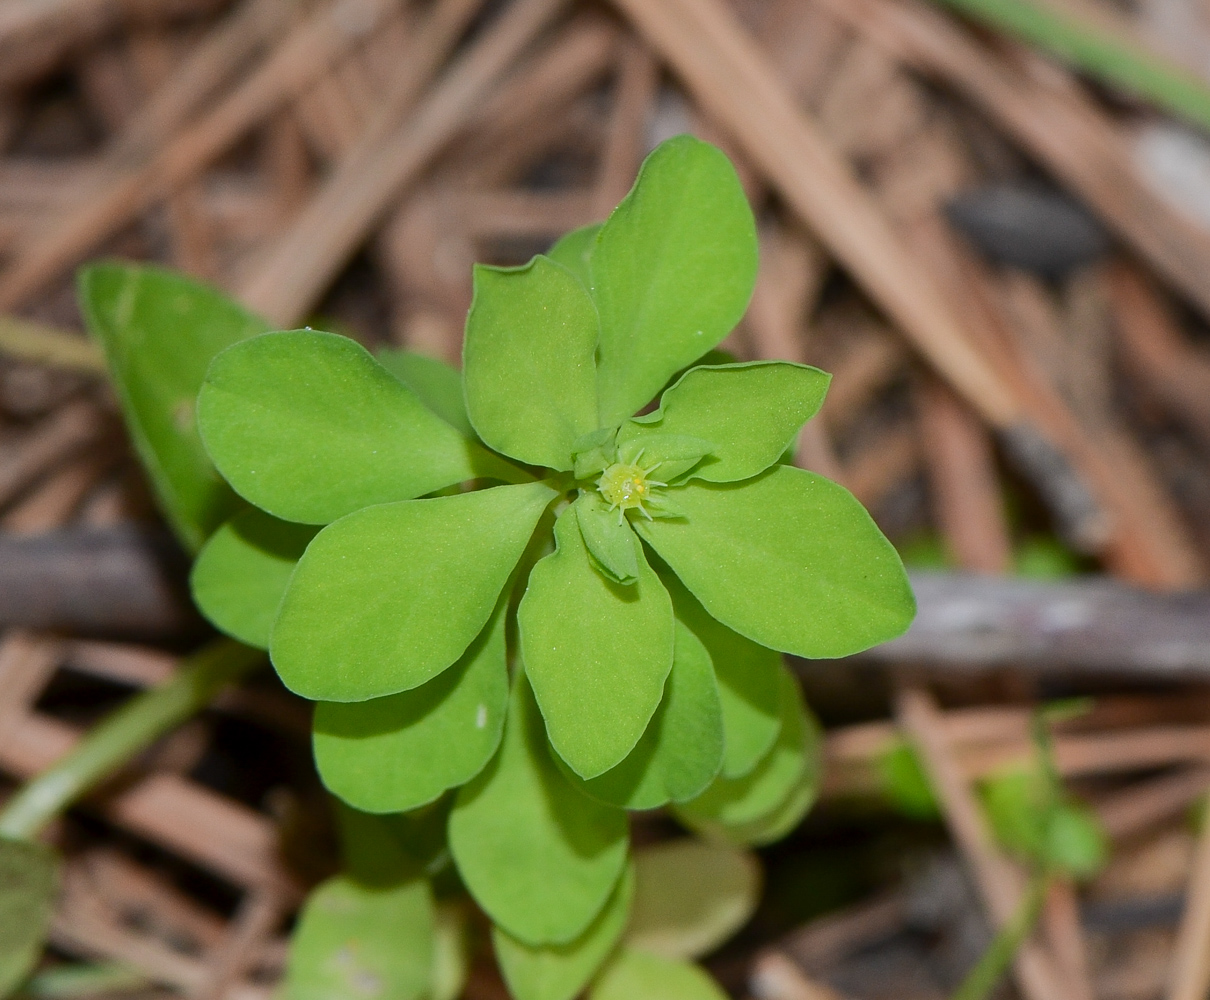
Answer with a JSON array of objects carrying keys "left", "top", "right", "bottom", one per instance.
[
  {"left": 188, "top": 134, "right": 914, "bottom": 997},
  {"left": 2, "top": 134, "right": 914, "bottom": 1000}
]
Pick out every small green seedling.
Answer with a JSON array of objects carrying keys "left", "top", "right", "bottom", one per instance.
[
  {"left": 956, "top": 700, "right": 1107, "bottom": 1000},
  {"left": 190, "top": 134, "right": 913, "bottom": 997},
  {"left": 0, "top": 135, "right": 914, "bottom": 1000}
]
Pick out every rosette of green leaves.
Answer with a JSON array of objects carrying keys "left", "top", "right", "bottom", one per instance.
[{"left": 188, "top": 135, "right": 914, "bottom": 991}]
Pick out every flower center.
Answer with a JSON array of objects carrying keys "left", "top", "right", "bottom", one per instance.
[{"left": 596, "top": 461, "right": 666, "bottom": 519}]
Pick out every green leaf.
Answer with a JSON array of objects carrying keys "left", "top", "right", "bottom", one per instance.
[
  {"left": 494, "top": 865, "right": 633, "bottom": 1000},
  {"left": 376, "top": 348, "right": 475, "bottom": 438},
  {"left": 336, "top": 802, "right": 452, "bottom": 884},
  {"left": 519, "top": 508, "right": 674, "bottom": 779},
  {"left": 979, "top": 769, "right": 1107, "bottom": 878},
  {"left": 877, "top": 739, "right": 940, "bottom": 820},
  {"left": 79, "top": 263, "right": 269, "bottom": 552},
  {"left": 198, "top": 330, "right": 506, "bottom": 524},
  {"left": 272, "top": 481, "right": 556, "bottom": 701},
  {"left": 570, "top": 619, "right": 723, "bottom": 809},
  {"left": 664, "top": 574, "right": 782, "bottom": 779},
  {"left": 464, "top": 256, "right": 599, "bottom": 470},
  {"left": 313, "top": 602, "right": 508, "bottom": 812},
  {"left": 0, "top": 838, "right": 58, "bottom": 997},
  {"left": 677, "top": 667, "right": 812, "bottom": 829},
  {"left": 189, "top": 508, "right": 317, "bottom": 649},
  {"left": 590, "top": 949, "right": 727, "bottom": 1000},
  {"left": 431, "top": 903, "right": 469, "bottom": 1000},
  {"left": 591, "top": 135, "right": 758, "bottom": 426},
  {"left": 981, "top": 769, "right": 1047, "bottom": 863},
  {"left": 1045, "top": 804, "right": 1108, "bottom": 880},
  {"left": 636, "top": 467, "right": 916, "bottom": 658},
  {"left": 449, "top": 673, "right": 628, "bottom": 945},
  {"left": 615, "top": 432, "right": 715, "bottom": 484},
  {"left": 548, "top": 223, "right": 601, "bottom": 289},
  {"left": 626, "top": 840, "right": 759, "bottom": 960},
  {"left": 710, "top": 766, "right": 817, "bottom": 847},
  {"left": 619, "top": 362, "right": 830, "bottom": 483},
  {"left": 572, "top": 428, "right": 618, "bottom": 481},
  {"left": 575, "top": 492, "right": 639, "bottom": 585},
  {"left": 284, "top": 875, "right": 434, "bottom": 1000}
]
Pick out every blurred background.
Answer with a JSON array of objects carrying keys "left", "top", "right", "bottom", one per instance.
[{"left": 7, "top": 0, "right": 1210, "bottom": 997}]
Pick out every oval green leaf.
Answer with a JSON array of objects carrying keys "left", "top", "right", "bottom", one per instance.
[
  {"left": 284, "top": 875, "right": 434, "bottom": 1000},
  {"left": 590, "top": 949, "right": 728, "bottom": 1000},
  {"left": 376, "top": 348, "right": 475, "bottom": 438},
  {"left": 575, "top": 493, "right": 639, "bottom": 586},
  {"left": 570, "top": 619, "right": 723, "bottom": 809},
  {"left": 703, "top": 765, "right": 818, "bottom": 848},
  {"left": 636, "top": 467, "right": 916, "bottom": 658},
  {"left": 619, "top": 362, "right": 830, "bottom": 483},
  {"left": 626, "top": 839, "right": 760, "bottom": 960},
  {"left": 677, "top": 667, "right": 809, "bottom": 828},
  {"left": 493, "top": 865, "right": 633, "bottom": 1000},
  {"left": 591, "top": 135, "right": 758, "bottom": 426},
  {"left": 313, "top": 603, "right": 508, "bottom": 813},
  {"left": 664, "top": 573, "right": 782, "bottom": 779},
  {"left": 272, "top": 481, "right": 556, "bottom": 701},
  {"left": 0, "top": 838, "right": 58, "bottom": 996},
  {"left": 519, "top": 508, "right": 674, "bottom": 779},
  {"left": 199, "top": 330, "right": 500, "bottom": 524},
  {"left": 79, "top": 263, "right": 270, "bottom": 552},
  {"left": 464, "top": 256, "right": 599, "bottom": 471},
  {"left": 547, "top": 223, "right": 601, "bottom": 289},
  {"left": 449, "top": 673, "right": 628, "bottom": 946},
  {"left": 190, "top": 508, "right": 317, "bottom": 649},
  {"left": 431, "top": 903, "right": 469, "bottom": 1000}
]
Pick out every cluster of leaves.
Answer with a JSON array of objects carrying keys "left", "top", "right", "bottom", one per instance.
[{"left": 74, "top": 135, "right": 914, "bottom": 999}]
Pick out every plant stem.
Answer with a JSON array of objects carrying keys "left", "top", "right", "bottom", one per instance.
[
  {"left": 0, "top": 638, "right": 262, "bottom": 841},
  {"left": 0, "top": 316, "right": 106, "bottom": 374},
  {"left": 932, "top": 0, "right": 1210, "bottom": 134},
  {"left": 951, "top": 872, "right": 1050, "bottom": 1000}
]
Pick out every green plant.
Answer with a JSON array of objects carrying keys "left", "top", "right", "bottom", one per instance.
[
  {"left": 2, "top": 134, "right": 913, "bottom": 999},
  {"left": 957, "top": 701, "right": 1107, "bottom": 1000}
]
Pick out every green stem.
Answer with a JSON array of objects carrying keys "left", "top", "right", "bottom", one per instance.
[
  {"left": 951, "top": 872, "right": 1050, "bottom": 1000},
  {"left": 933, "top": 0, "right": 1210, "bottom": 134},
  {"left": 0, "top": 638, "right": 262, "bottom": 841}
]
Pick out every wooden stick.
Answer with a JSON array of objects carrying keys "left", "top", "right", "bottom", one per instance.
[
  {"left": 0, "top": 400, "right": 102, "bottom": 510},
  {"left": 0, "top": 526, "right": 199, "bottom": 638},
  {"left": 744, "top": 223, "right": 840, "bottom": 481},
  {"left": 917, "top": 376, "right": 1013, "bottom": 574},
  {"left": 843, "top": 424, "right": 921, "bottom": 511},
  {"left": 0, "top": 0, "right": 401, "bottom": 312},
  {"left": 239, "top": 0, "right": 573, "bottom": 325},
  {"left": 1167, "top": 801, "right": 1210, "bottom": 1000},
  {"left": 868, "top": 570, "right": 1210, "bottom": 677},
  {"left": 2, "top": 444, "right": 121, "bottom": 534},
  {"left": 592, "top": 38, "right": 658, "bottom": 217},
  {"left": 750, "top": 952, "right": 851, "bottom": 1000},
  {"left": 1040, "top": 879, "right": 1093, "bottom": 1000},
  {"left": 607, "top": 0, "right": 1022, "bottom": 430},
  {"left": 1106, "top": 259, "right": 1210, "bottom": 455},
  {"left": 0, "top": 632, "right": 62, "bottom": 746},
  {"left": 896, "top": 686, "right": 1070, "bottom": 1000},
  {"left": 197, "top": 890, "right": 285, "bottom": 1000},
  {"left": 0, "top": 316, "right": 104, "bottom": 372},
  {"left": 0, "top": 708, "right": 296, "bottom": 893},
  {"left": 814, "top": 0, "right": 1210, "bottom": 325},
  {"left": 1096, "top": 767, "right": 1210, "bottom": 840}
]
